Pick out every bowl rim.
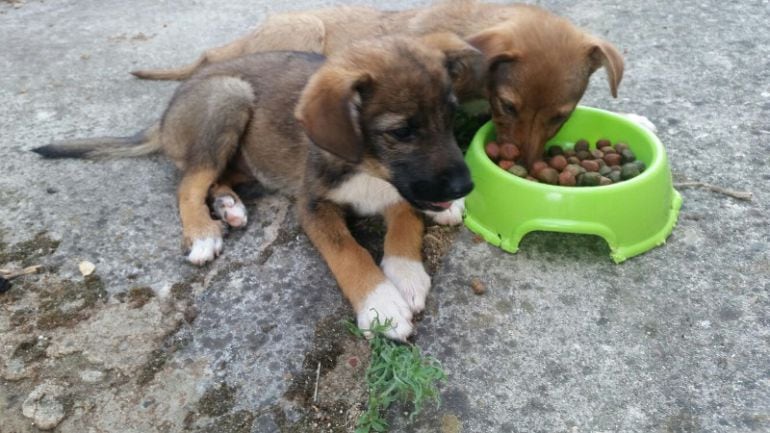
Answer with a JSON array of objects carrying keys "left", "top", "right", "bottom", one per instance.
[{"left": 470, "top": 106, "right": 667, "bottom": 193}]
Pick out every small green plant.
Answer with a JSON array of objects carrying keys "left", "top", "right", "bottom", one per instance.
[{"left": 347, "top": 317, "right": 446, "bottom": 433}]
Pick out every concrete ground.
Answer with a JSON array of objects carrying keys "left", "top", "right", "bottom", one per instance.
[{"left": 1, "top": 0, "right": 768, "bottom": 432}]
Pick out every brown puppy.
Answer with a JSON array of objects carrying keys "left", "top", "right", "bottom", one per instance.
[
  {"left": 132, "top": 1, "right": 623, "bottom": 166},
  {"left": 33, "top": 34, "right": 481, "bottom": 340}
]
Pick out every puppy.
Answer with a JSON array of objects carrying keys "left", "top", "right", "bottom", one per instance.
[
  {"left": 131, "top": 1, "right": 624, "bottom": 166},
  {"left": 33, "top": 34, "right": 481, "bottom": 340}
]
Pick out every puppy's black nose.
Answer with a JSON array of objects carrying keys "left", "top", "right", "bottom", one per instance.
[{"left": 442, "top": 163, "right": 474, "bottom": 199}]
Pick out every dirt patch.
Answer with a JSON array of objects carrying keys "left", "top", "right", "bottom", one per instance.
[
  {"left": 12, "top": 337, "right": 50, "bottom": 364},
  {"left": 197, "top": 382, "right": 237, "bottom": 417},
  {"left": 36, "top": 274, "right": 107, "bottom": 330},
  {"left": 278, "top": 309, "right": 370, "bottom": 433},
  {"left": 423, "top": 224, "right": 461, "bottom": 275},
  {"left": 195, "top": 410, "right": 255, "bottom": 433},
  {"left": 114, "top": 286, "right": 155, "bottom": 309},
  {"left": 0, "top": 231, "right": 60, "bottom": 267}
]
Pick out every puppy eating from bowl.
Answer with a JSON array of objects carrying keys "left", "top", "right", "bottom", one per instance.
[{"left": 33, "top": 33, "right": 482, "bottom": 341}]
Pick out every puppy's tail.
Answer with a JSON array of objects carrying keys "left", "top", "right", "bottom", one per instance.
[{"left": 32, "top": 123, "right": 162, "bottom": 160}]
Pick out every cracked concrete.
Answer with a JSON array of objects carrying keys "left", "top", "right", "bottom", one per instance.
[{"left": 1, "top": 1, "right": 769, "bottom": 432}]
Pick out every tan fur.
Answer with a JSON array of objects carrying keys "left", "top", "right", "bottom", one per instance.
[
  {"left": 298, "top": 198, "right": 387, "bottom": 309},
  {"left": 132, "top": 1, "right": 624, "bottom": 167},
  {"left": 178, "top": 169, "right": 223, "bottom": 248},
  {"left": 38, "top": 35, "right": 477, "bottom": 336},
  {"left": 383, "top": 201, "right": 424, "bottom": 262}
]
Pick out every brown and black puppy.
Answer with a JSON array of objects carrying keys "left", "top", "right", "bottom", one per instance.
[
  {"left": 33, "top": 34, "right": 481, "bottom": 340},
  {"left": 131, "top": 1, "right": 624, "bottom": 166}
]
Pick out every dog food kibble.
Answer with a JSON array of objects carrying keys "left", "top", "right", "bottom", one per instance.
[
  {"left": 536, "top": 167, "right": 559, "bottom": 185},
  {"left": 596, "top": 138, "right": 612, "bottom": 148},
  {"left": 487, "top": 138, "right": 644, "bottom": 186},
  {"left": 576, "top": 150, "right": 592, "bottom": 161},
  {"left": 485, "top": 141, "right": 501, "bottom": 160},
  {"left": 507, "top": 164, "right": 528, "bottom": 178},
  {"left": 547, "top": 145, "right": 563, "bottom": 157},
  {"left": 558, "top": 170, "right": 576, "bottom": 186},
  {"left": 470, "top": 278, "right": 486, "bottom": 295},
  {"left": 500, "top": 143, "right": 520, "bottom": 160},
  {"left": 531, "top": 161, "right": 549, "bottom": 175},
  {"left": 603, "top": 152, "right": 622, "bottom": 167},
  {"left": 621, "top": 162, "right": 641, "bottom": 180},
  {"left": 549, "top": 155, "right": 568, "bottom": 171},
  {"left": 580, "top": 159, "right": 600, "bottom": 172},
  {"left": 574, "top": 139, "right": 590, "bottom": 152},
  {"left": 499, "top": 159, "right": 514, "bottom": 171}
]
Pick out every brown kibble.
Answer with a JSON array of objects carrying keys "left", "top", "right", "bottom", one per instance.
[
  {"left": 604, "top": 153, "right": 622, "bottom": 166},
  {"left": 615, "top": 142, "right": 629, "bottom": 153},
  {"left": 591, "top": 149, "right": 605, "bottom": 160},
  {"left": 485, "top": 141, "right": 500, "bottom": 160},
  {"left": 558, "top": 170, "right": 576, "bottom": 186},
  {"left": 547, "top": 145, "right": 563, "bottom": 157},
  {"left": 531, "top": 160, "right": 548, "bottom": 175},
  {"left": 600, "top": 146, "right": 616, "bottom": 154},
  {"left": 499, "top": 160, "right": 514, "bottom": 171},
  {"left": 564, "top": 164, "right": 584, "bottom": 177},
  {"left": 596, "top": 138, "right": 612, "bottom": 148},
  {"left": 500, "top": 143, "right": 520, "bottom": 160},
  {"left": 549, "top": 155, "right": 568, "bottom": 171},
  {"left": 580, "top": 159, "right": 600, "bottom": 172},
  {"left": 470, "top": 278, "right": 486, "bottom": 295},
  {"left": 576, "top": 150, "right": 592, "bottom": 161},
  {"left": 536, "top": 167, "right": 559, "bottom": 185},
  {"left": 599, "top": 176, "right": 613, "bottom": 186},
  {"left": 567, "top": 156, "right": 580, "bottom": 165},
  {"left": 564, "top": 149, "right": 577, "bottom": 158},
  {"left": 574, "top": 139, "right": 590, "bottom": 152}
]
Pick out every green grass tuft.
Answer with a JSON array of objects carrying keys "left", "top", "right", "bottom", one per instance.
[{"left": 347, "top": 317, "right": 446, "bottom": 433}]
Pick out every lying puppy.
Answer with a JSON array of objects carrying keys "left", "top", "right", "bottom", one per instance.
[
  {"left": 33, "top": 34, "right": 481, "bottom": 340},
  {"left": 132, "top": 1, "right": 624, "bottom": 166}
]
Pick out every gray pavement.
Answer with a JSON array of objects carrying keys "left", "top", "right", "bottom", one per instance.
[{"left": 1, "top": 1, "right": 768, "bottom": 432}]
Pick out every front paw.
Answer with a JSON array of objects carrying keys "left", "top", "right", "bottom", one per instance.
[
  {"left": 426, "top": 198, "right": 464, "bottom": 226},
  {"left": 381, "top": 256, "right": 430, "bottom": 313},
  {"left": 357, "top": 281, "right": 414, "bottom": 341}
]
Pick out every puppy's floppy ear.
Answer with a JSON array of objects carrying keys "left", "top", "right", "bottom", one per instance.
[
  {"left": 421, "top": 32, "right": 484, "bottom": 98},
  {"left": 295, "top": 68, "right": 372, "bottom": 163},
  {"left": 586, "top": 37, "right": 624, "bottom": 98},
  {"left": 466, "top": 27, "right": 521, "bottom": 76}
]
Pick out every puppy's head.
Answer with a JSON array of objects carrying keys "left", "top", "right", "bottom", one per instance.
[
  {"left": 295, "top": 34, "right": 481, "bottom": 212},
  {"left": 467, "top": 7, "right": 624, "bottom": 168}
]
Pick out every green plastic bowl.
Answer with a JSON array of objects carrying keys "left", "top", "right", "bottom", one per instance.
[{"left": 463, "top": 106, "right": 682, "bottom": 263}]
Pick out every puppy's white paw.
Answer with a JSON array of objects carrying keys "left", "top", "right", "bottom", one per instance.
[
  {"left": 425, "top": 198, "right": 465, "bottom": 226},
  {"left": 622, "top": 113, "right": 658, "bottom": 132},
  {"left": 187, "top": 237, "right": 223, "bottom": 265},
  {"left": 381, "top": 256, "right": 430, "bottom": 313},
  {"left": 357, "top": 281, "right": 414, "bottom": 341},
  {"left": 212, "top": 195, "right": 248, "bottom": 228}
]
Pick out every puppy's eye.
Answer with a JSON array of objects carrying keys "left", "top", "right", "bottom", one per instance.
[
  {"left": 500, "top": 100, "right": 518, "bottom": 117},
  {"left": 386, "top": 126, "right": 416, "bottom": 141}
]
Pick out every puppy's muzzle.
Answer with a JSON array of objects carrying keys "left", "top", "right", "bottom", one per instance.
[{"left": 411, "top": 162, "right": 474, "bottom": 211}]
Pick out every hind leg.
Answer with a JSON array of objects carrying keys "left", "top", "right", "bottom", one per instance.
[
  {"left": 164, "top": 76, "right": 255, "bottom": 264},
  {"left": 179, "top": 169, "right": 225, "bottom": 265},
  {"left": 209, "top": 182, "right": 248, "bottom": 229}
]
